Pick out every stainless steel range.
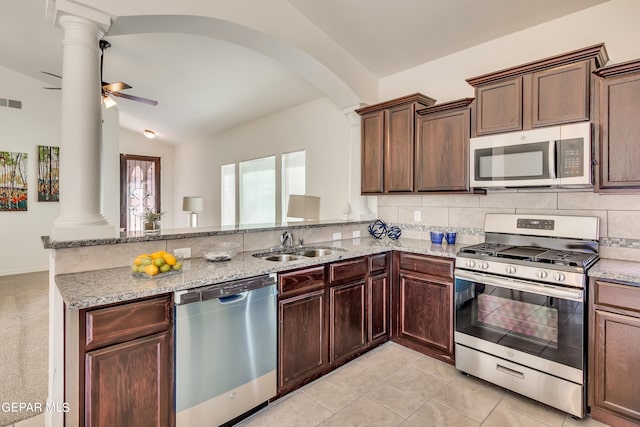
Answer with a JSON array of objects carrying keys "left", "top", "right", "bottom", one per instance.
[{"left": 454, "top": 214, "right": 599, "bottom": 418}]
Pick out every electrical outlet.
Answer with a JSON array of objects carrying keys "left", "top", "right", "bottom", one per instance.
[
  {"left": 332, "top": 232, "right": 342, "bottom": 241},
  {"left": 414, "top": 210, "right": 421, "bottom": 222},
  {"left": 173, "top": 247, "right": 191, "bottom": 259},
  {"left": 352, "top": 230, "right": 361, "bottom": 238}
]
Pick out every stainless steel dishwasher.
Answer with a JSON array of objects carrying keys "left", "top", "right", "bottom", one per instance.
[{"left": 174, "top": 275, "right": 278, "bottom": 426}]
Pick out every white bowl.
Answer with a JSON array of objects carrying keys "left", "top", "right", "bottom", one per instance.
[{"left": 204, "top": 242, "right": 240, "bottom": 261}]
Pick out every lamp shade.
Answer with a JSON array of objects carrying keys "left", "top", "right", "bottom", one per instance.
[
  {"left": 182, "top": 196, "right": 204, "bottom": 213},
  {"left": 287, "top": 194, "right": 320, "bottom": 219}
]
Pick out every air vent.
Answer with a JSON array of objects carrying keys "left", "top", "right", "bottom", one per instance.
[{"left": 0, "top": 98, "right": 22, "bottom": 109}]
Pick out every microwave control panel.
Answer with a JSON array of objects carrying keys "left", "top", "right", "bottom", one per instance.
[{"left": 558, "top": 138, "right": 584, "bottom": 178}]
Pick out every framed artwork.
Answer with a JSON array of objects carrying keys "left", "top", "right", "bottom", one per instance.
[
  {"left": 0, "top": 151, "right": 28, "bottom": 211},
  {"left": 38, "top": 145, "right": 60, "bottom": 202}
]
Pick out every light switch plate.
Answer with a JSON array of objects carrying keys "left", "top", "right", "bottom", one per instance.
[
  {"left": 414, "top": 210, "right": 421, "bottom": 222},
  {"left": 173, "top": 247, "right": 191, "bottom": 258},
  {"left": 332, "top": 232, "right": 342, "bottom": 241},
  {"left": 352, "top": 230, "right": 361, "bottom": 238}
]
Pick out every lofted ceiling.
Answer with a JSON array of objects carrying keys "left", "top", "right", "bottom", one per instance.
[{"left": 0, "top": 0, "right": 608, "bottom": 145}]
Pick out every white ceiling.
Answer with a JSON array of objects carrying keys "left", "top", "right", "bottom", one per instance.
[{"left": 0, "top": 0, "right": 608, "bottom": 145}]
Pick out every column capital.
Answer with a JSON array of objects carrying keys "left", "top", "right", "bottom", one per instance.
[{"left": 46, "top": 0, "right": 112, "bottom": 34}]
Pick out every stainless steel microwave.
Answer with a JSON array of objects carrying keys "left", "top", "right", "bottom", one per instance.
[{"left": 469, "top": 122, "right": 592, "bottom": 189}]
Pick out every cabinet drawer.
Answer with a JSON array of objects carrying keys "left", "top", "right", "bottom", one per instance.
[
  {"left": 369, "top": 253, "right": 389, "bottom": 273},
  {"left": 398, "top": 252, "right": 454, "bottom": 279},
  {"left": 594, "top": 280, "right": 640, "bottom": 313},
  {"left": 329, "top": 257, "right": 367, "bottom": 284},
  {"left": 85, "top": 295, "right": 171, "bottom": 351},
  {"left": 279, "top": 266, "right": 326, "bottom": 297}
]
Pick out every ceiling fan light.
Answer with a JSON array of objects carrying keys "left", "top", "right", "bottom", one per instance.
[
  {"left": 143, "top": 129, "right": 156, "bottom": 139},
  {"left": 102, "top": 94, "right": 117, "bottom": 108}
]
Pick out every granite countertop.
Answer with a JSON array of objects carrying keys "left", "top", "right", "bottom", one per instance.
[
  {"left": 56, "top": 238, "right": 461, "bottom": 310},
  {"left": 588, "top": 258, "right": 640, "bottom": 285}
]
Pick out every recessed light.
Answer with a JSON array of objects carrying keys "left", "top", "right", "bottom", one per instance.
[{"left": 143, "top": 129, "right": 156, "bottom": 139}]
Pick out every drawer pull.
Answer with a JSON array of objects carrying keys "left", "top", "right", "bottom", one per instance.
[{"left": 496, "top": 364, "right": 525, "bottom": 379}]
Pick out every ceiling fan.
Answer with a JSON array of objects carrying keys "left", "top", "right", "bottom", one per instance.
[{"left": 41, "top": 40, "right": 158, "bottom": 107}]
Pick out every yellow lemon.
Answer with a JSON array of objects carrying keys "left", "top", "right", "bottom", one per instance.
[
  {"left": 134, "top": 257, "right": 145, "bottom": 266},
  {"left": 144, "top": 264, "right": 159, "bottom": 276},
  {"left": 150, "top": 251, "right": 166, "bottom": 259},
  {"left": 163, "top": 253, "right": 177, "bottom": 266}
]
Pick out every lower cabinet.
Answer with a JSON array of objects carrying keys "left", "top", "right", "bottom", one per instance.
[
  {"left": 277, "top": 254, "right": 390, "bottom": 395},
  {"left": 392, "top": 252, "right": 454, "bottom": 364},
  {"left": 79, "top": 295, "right": 174, "bottom": 427},
  {"left": 589, "top": 278, "right": 640, "bottom": 426}
]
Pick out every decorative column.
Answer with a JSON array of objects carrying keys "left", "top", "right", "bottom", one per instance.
[{"left": 50, "top": 9, "right": 115, "bottom": 241}]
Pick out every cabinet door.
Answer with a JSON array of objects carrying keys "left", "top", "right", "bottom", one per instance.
[
  {"left": 415, "top": 108, "right": 469, "bottom": 191},
  {"left": 385, "top": 104, "right": 415, "bottom": 192},
  {"left": 361, "top": 110, "right": 385, "bottom": 194},
  {"left": 598, "top": 73, "right": 640, "bottom": 190},
  {"left": 330, "top": 280, "right": 366, "bottom": 364},
  {"left": 368, "top": 273, "right": 389, "bottom": 345},
  {"left": 278, "top": 290, "right": 326, "bottom": 393},
  {"left": 85, "top": 331, "right": 172, "bottom": 427},
  {"left": 475, "top": 77, "right": 522, "bottom": 135},
  {"left": 532, "top": 61, "right": 589, "bottom": 127},
  {"left": 397, "top": 273, "right": 452, "bottom": 358},
  {"left": 591, "top": 309, "right": 640, "bottom": 422}
]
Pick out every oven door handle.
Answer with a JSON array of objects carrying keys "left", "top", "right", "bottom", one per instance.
[{"left": 455, "top": 269, "right": 583, "bottom": 302}]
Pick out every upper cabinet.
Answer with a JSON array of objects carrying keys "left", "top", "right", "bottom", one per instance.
[
  {"left": 467, "top": 43, "right": 609, "bottom": 136},
  {"left": 356, "top": 93, "right": 436, "bottom": 194},
  {"left": 594, "top": 60, "right": 640, "bottom": 192},
  {"left": 415, "top": 98, "right": 474, "bottom": 192}
]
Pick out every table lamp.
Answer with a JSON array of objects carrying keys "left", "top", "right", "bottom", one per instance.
[
  {"left": 182, "top": 196, "right": 204, "bottom": 227},
  {"left": 287, "top": 195, "right": 320, "bottom": 220}
]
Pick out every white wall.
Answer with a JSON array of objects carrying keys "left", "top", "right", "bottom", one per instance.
[
  {"left": 0, "top": 65, "right": 61, "bottom": 275},
  {"left": 173, "top": 97, "right": 350, "bottom": 227},
  {"left": 380, "top": 0, "right": 640, "bottom": 102}
]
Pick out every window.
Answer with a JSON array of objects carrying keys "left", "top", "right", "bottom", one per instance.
[
  {"left": 239, "top": 156, "right": 276, "bottom": 225},
  {"left": 221, "top": 163, "right": 236, "bottom": 226},
  {"left": 222, "top": 150, "right": 306, "bottom": 225},
  {"left": 120, "top": 154, "right": 161, "bottom": 232},
  {"left": 282, "top": 150, "right": 306, "bottom": 221}
]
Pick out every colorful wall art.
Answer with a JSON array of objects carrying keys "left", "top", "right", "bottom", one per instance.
[
  {"left": 0, "top": 151, "right": 28, "bottom": 211},
  {"left": 37, "top": 145, "right": 59, "bottom": 202}
]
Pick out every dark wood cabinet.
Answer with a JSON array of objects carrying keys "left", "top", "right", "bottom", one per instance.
[
  {"left": 356, "top": 93, "right": 436, "bottom": 194},
  {"left": 594, "top": 59, "right": 640, "bottom": 192},
  {"left": 329, "top": 280, "right": 366, "bottom": 363},
  {"left": 277, "top": 266, "right": 327, "bottom": 394},
  {"left": 415, "top": 98, "right": 473, "bottom": 192},
  {"left": 467, "top": 43, "right": 608, "bottom": 136},
  {"left": 80, "top": 295, "right": 174, "bottom": 427},
  {"left": 277, "top": 254, "right": 390, "bottom": 395},
  {"left": 589, "top": 279, "right": 640, "bottom": 426},
  {"left": 392, "top": 252, "right": 454, "bottom": 364}
]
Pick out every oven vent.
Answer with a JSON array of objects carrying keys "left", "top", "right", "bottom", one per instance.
[{"left": 0, "top": 98, "right": 22, "bottom": 109}]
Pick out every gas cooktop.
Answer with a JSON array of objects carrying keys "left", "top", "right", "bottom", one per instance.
[{"left": 459, "top": 243, "right": 599, "bottom": 269}]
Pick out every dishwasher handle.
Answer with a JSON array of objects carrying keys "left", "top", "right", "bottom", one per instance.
[{"left": 217, "top": 292, "right": 248, "bottom": 305}]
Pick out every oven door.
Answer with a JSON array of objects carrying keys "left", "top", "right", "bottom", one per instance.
[{"left": 454, "top": 269, "right": 585, "bottom": 376}]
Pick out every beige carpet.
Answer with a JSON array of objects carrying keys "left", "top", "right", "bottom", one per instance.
[{"left": 0, "top": 271, "right": 48, "bottom": 426}]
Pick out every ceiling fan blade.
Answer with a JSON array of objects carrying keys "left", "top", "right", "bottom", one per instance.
[
  {"left": 102, "top": 81, "right": 132, "bottom": 92},
  {"left": 109, "top": 91, "right": 158, "bottom": 106},
  {"left": 42, "top": 71, "right": 62, "bottom": 79}
]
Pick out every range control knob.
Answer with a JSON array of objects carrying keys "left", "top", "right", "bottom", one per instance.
[
  {"left": 465, "top": 260, "right": 476, "bottom": 268},
  {"left": 554, "top": 272, "right": 566, "bottom": 282},
  {"left": 536, "top": 270, "right": 548, "bottom": 279},
  {"left": 479, "top": 261, "right": 490, "bottom": 270},
  {"left": 505, "top": 265, "right": 517, "bottom": 274}
]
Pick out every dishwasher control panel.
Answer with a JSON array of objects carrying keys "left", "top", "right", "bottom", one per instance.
[{"left": 174, "top": 274, "right": 276, "bottom": 305}]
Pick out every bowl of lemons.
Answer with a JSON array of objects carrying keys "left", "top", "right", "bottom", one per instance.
[{"left": 132, "top": 250, "right": 183, "bottom": 278}]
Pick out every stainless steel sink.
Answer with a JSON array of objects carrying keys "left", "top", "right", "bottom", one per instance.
[{"left": 252, "top": 246, "right": 345, "bottom": 262}]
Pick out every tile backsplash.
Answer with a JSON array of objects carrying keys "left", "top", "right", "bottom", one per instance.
[{"left": 377, "top": 189, "right": 640, "bottom": 262}]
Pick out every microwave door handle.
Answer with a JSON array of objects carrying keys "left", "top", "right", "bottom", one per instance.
[{"left": 549, "top": 140, "right": 557, "bottom": 179}]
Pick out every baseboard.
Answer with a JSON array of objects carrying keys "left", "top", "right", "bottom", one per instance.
[{"left": 0, "top": 267, "right": 49, "bottom": 277}]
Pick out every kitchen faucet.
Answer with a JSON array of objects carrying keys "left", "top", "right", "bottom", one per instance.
[{"left": 280, "top": 230, "right": 293, "bottom": 248}]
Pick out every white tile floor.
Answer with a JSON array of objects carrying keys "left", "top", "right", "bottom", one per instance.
[
  {"left": 9, "top": 343, "right": 611, "bottom": 427},
  {"left": 238, "top": 342, "right": 610, "bottom": 427}
]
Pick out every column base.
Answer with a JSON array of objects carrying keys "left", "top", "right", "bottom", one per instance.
[{"left": 50, "top": 222, "right": 116, "bottom": 241}]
